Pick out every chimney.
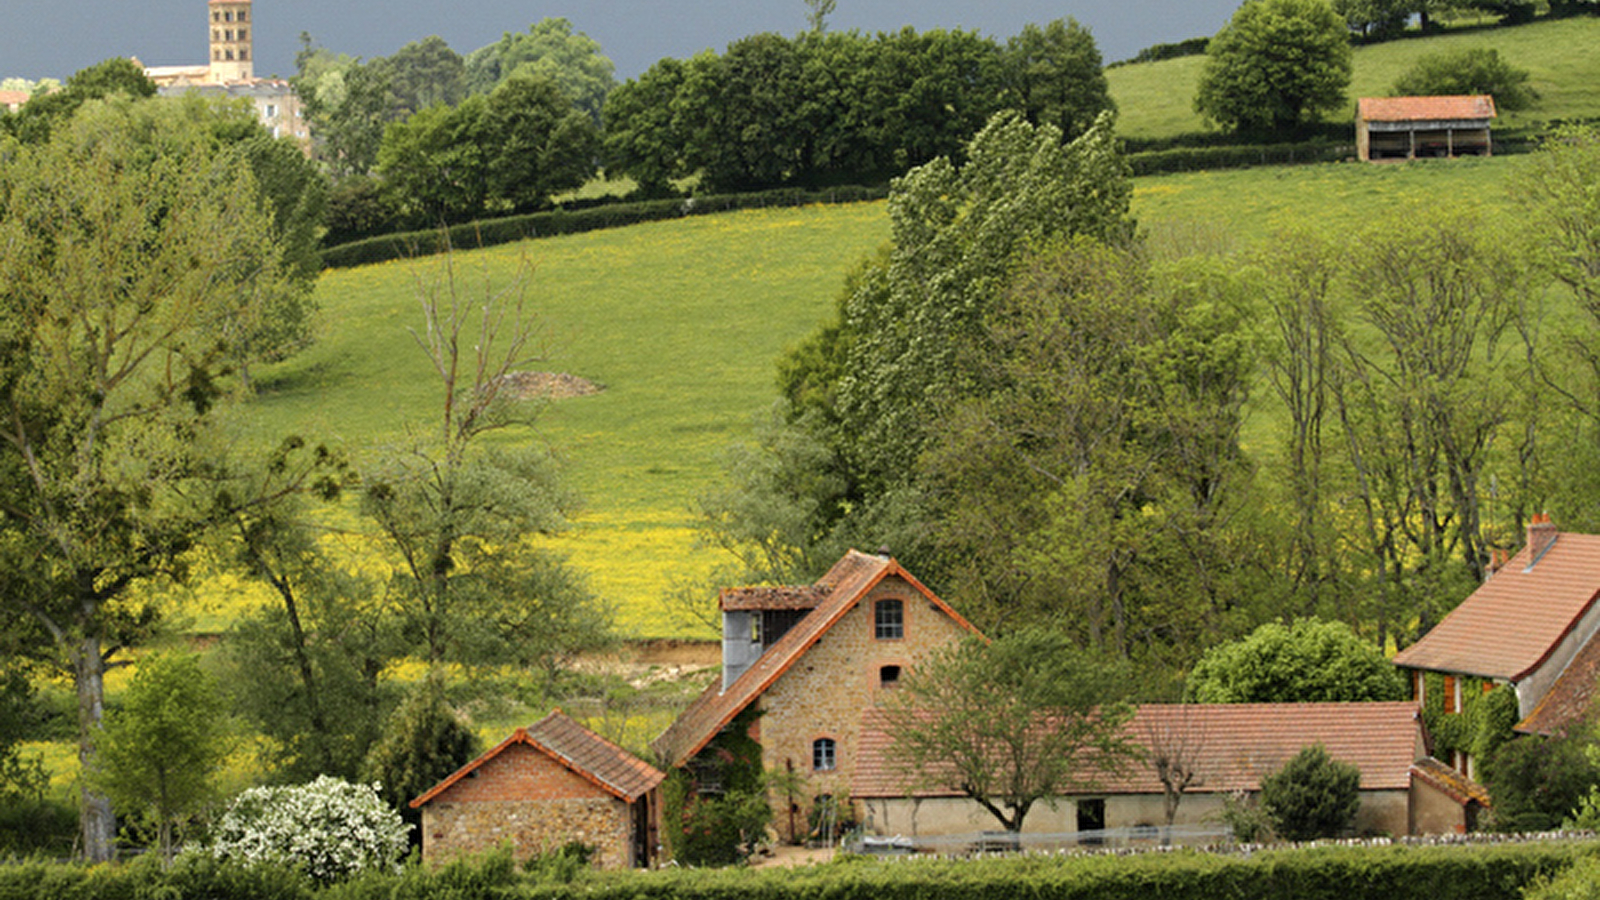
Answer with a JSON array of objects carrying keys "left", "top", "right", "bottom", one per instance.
[{"left": 1527, "top": 513, "right": 1558, "bottom": 567}]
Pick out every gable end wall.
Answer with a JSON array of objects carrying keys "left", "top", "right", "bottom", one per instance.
[
  {"left": 421, "top": 743, "right": 634, "bottom": 868},
  {"left": 756, "top": 576, "right": 971, "bottom": 824}
]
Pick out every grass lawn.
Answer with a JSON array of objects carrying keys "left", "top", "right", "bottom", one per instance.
[{"left": 1109, "top": 16, "right": 1600, "bottom": 141}]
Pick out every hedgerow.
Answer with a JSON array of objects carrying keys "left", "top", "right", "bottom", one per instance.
[
  {"left": 321, "top": 186, "right": 889, "bottom": 270},
  {"left": 0, "top": 838, "right": 1591, "bottom": 900}
]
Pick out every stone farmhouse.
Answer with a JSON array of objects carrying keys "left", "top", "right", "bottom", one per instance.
[
  {"left": 652, "top": 550, "right": 983, "bottom": 841},
  {"left": 644, "top": 549, "right": 1488, "bottom": 849},
  {"left": 1393, "top": 515, "right": 1600, "bottom": 779},
  {"left": 410, "top": 711, "right": 664, "bottom": 870},
  {"left": 1356, "top": 95, "right": 1497, "bottom": 162}
]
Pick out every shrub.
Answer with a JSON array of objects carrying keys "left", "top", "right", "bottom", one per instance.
[
  {"left": 1259, "top": 744, "right": 1361, "bottom": 841},
  {"left": 1481, "top": 734, "right": 1600, "bottom": 832},
  {"left": 1392, "top": 48, "right": 1538, "bottom": 112},
  {"left": 208, "top": 776, "right": 411, "bottom": 884},
  {"left": 1524, "top": 854, "right": 1600, "bottom": 900}
]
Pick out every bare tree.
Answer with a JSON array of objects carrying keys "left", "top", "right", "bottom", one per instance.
[{"left": 1142, "top": 706, "right": 1209, "bottom": 844}]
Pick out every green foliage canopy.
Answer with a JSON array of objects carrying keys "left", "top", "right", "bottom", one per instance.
[
  {"left": 0, "top": 94, "right": 294, "bottom": 862},
  {"left": 1393, "top": 48, "right": 1537, "bottom": 111},
  {"left": 1185, "top": 619, "right": 1406, "bottom": 703},
  {"left": 93, "top": 654, "right": 232, "bottom": 862},
  {"left": 1194, "top": 0, "right": 1353, "bottom": 134}
]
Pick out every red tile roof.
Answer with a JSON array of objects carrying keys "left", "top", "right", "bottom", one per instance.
[
  {"left": 412, "top": 710, "right": 664, "bottom": 808},
  {"left": 651, "top": 550, "right": 981, "bottom": 768},
  {"left": 1358, "top": 95, "right": 1497, "bottom": 122},
  {"left": 1516, "top": 627, "right": 1600, "bottom": 736},
  {"left": 852, "top": 702, "right": 1424, "bottom": 799},
  {"left": 1392, "top": 529, "right": 1600, "bottom": 681},
  {"left": 1410, "top": 756, "right": 1492, "bottom": 807},
  {"left": 719, "top": 585, "right": 829, "bottom": 612}
]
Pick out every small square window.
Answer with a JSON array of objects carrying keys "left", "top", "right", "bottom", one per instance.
[
  {"left": 875, "top": 599, "right": 903, "bottom": 640},
  {"left": 880, "top": 665, "right": 901, "bottom": 688}
]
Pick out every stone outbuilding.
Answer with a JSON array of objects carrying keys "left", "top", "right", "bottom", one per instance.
[
  {"left": 411, "top": 710, "right": 664, "bottom": 869},
  {"left": 852, "top": 701, "right": 1482, "bottom": 844},
  {"left": 1356, "top": 95, "right": 1497, "bottom": 161}
]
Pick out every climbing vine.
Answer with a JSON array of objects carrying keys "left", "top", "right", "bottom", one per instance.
[{"left": 1417, "top": 672, "right": 1519, "bottom": 763}]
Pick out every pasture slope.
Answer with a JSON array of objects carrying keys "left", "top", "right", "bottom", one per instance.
[{"left": 241, "top": 17, "right": 1592, "bottom": 640}]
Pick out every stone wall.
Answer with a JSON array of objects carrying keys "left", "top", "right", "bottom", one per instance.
[
  {"left": 421, "top": 742, "right": 636, "bottom": 868},
  {"left": 758, "top": 575, "right": 972, "bottom": 838}
]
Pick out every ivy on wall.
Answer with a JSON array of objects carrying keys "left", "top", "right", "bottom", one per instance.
[{"left": 1417, "top": 671, "right": 1520, "bottom": 763}]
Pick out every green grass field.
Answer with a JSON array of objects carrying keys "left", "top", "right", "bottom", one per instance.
[
  {"left": 236, "top": 203, "right": 889, "bottom": 638},
  {"left": 1109, "top": 16, "right": 1600, "bottom": 140},
  {"left": 204, "top": 16, "right": 1597, "bottom": 643}
]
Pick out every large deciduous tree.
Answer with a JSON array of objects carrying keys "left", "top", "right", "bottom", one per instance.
[
  {"left": 701, "top": 111, "right": 1132, "bottom": 602},
  {"left": 1004, "top": 19, "right": 1115, "bottom": 142},
  {"left": 921, "top": 238, "right": 1254, "bottom": 651},
  {"left": 0, "top": 95, "right": 292, "bottom": 861},
  {"left": 880, "top": 630, "right": 1138, "bottom": 833},
  {"left": 1194, "top": 0, "right": 1352, "bottom": 134},
  {"left": 466, "top": 17, "right": 616, "bottom": 121}
]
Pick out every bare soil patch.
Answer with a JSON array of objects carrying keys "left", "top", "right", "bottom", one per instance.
[{"left": 495, "top": 371, "right": 604, "bottom": 400}]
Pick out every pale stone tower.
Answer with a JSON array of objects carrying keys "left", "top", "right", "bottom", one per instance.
[{"left": 207, "top": 0, "right": 254, "bottom": 83}]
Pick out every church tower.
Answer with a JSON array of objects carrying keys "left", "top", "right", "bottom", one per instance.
[{"left": 207, "top": 0, "right": 254, "bottom": 83}]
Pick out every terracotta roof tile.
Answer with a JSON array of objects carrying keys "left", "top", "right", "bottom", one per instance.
[
  {"left": 1392, "top": 531, "right": 1600, "bottom": 680},
  {"left": 1358, "top": 95, "right": 1497, "bottom": 122},
  {"left": 651, "top": 550, "right": 980, "bottom": 768},
  {"left": 1410, "top": 756, "right": 1492, "bottom": 807},
  {"left": 852, "top": 702, "right": 1424, "bottom": 799},
  {"left": 719, "top": 585, "right": 829, "bottom": 612},
  {"left": 412, "top": 711, "right": 663, "bottom": 808}
]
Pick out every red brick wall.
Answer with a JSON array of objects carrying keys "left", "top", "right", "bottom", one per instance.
[{"left": 433, "top": 743, "right": 612, "bottom": 804}]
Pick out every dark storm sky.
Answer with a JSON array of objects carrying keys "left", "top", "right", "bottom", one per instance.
[{"left": 3, "top": 0, "right": 1240, "bottom": 83}]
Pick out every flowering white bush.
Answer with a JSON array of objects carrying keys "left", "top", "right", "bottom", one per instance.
[{"left": 209, "top": 775, "right": 411, "bottom": 882}]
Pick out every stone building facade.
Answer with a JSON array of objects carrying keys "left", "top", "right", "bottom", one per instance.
[
  {"left": 653, "top": 550, "right": 982, "bottom": 839},
  {"left": 413, "top": 712, "right": 664, "bottom": 869}
]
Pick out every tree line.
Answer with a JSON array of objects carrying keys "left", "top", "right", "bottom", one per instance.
[
  {"left": 0, "top": 65, "right": 610, "bottom": 862},
  {"left": 292, "top": 18, "right": 1112, "bottom": 239}
]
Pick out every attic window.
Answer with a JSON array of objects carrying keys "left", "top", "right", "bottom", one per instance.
[{"left": 875, "top": 599, "right": 903, "bottom": 640}]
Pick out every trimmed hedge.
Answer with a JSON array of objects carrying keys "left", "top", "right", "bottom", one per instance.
[
  {"left": 0, "top": 839, "right": 1591, "bottom": 900},
  {"left": 321, "top": 186, "right": 889, "bottom": 270},
  {"left": 1128, "top": 141, "right": 1353, "bottom": 175}
]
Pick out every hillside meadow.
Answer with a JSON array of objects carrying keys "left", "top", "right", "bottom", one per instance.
[
  {"left": 216, "top": 150, "right": 1534, "bottom": 643},
  {"left": 1108, "top": 16, "right": 1600, "bottom": 140}
]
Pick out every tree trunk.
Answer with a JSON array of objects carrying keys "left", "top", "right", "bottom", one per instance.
[{"left": 73, "top": 633, "right": 116, "bottom": 863}]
